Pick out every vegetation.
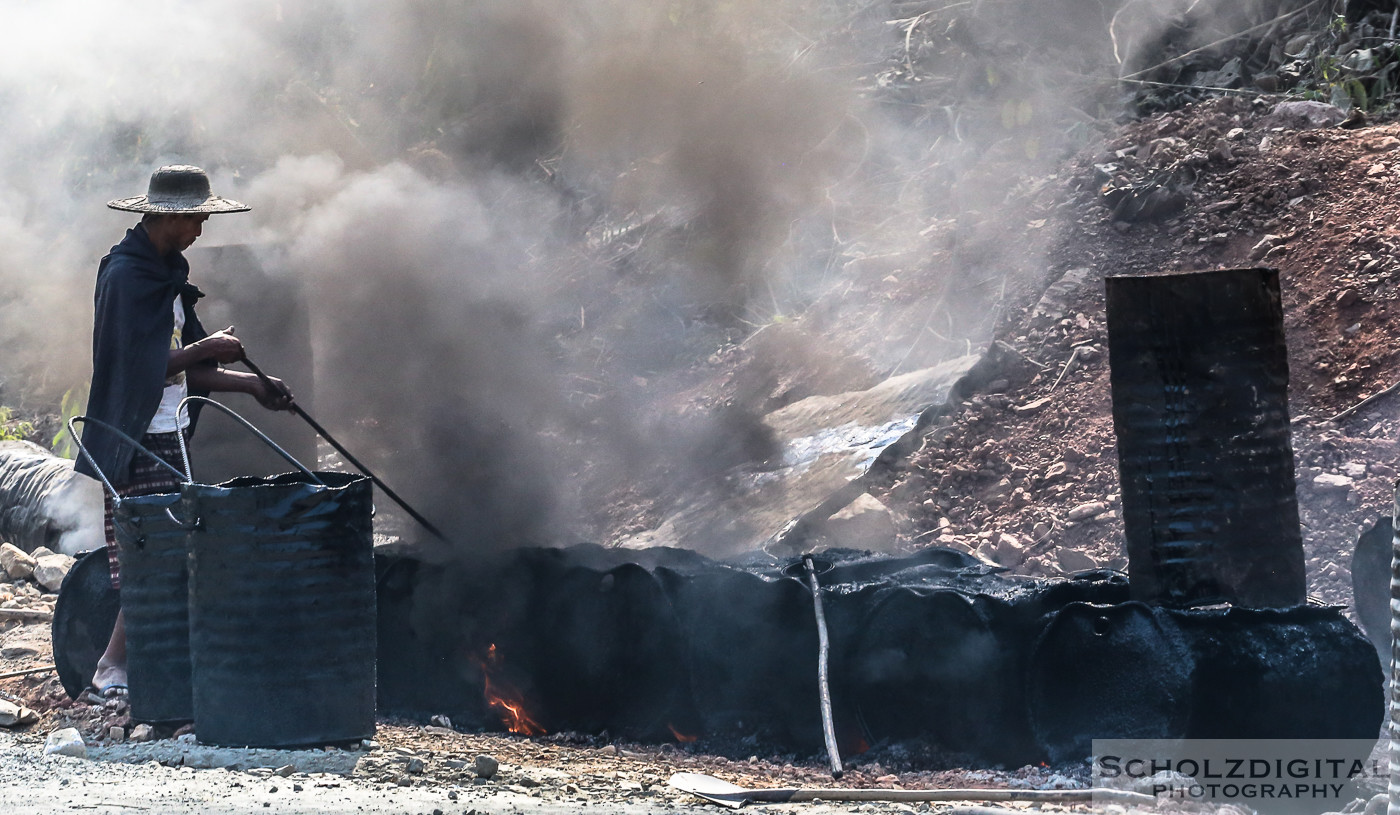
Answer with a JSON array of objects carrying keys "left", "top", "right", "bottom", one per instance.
[{"left": 0, "top": 406, "right": 34, "bottom": 443}]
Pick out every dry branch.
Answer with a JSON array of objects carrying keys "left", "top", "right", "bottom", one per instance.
[{"left": 0, "top": 608, "right": 53, "bottom": 623}]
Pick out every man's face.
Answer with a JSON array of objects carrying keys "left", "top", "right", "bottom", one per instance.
[{"left": 168, "top": 214, "right": 209, "bottom": 251}]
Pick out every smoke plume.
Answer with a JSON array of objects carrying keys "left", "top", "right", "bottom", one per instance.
[{"left": 0, "top": 0, "right": 1258, "bottom": 552}]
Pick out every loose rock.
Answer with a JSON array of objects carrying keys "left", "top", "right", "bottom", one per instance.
[
  {"left": 1067, "top": 501, "right": 1109, "bottom": 522},
  {"left": 0, "top": 699, "right": 38, "bottom": 727},
  {"left": 1312, "top": 473, "right": 1353, "bottom": 493},
  {"left": 0, "top": 542, "right": 36, "bottom": 580},
  {"left": 1056, "top": 549, "right": 1098, "bottom": 573},
  {"left": 32, "top": 552, "right": 75, "bottom": 592},
  {"left": 472, "top": 754, "right": 499, "bottom": 779},
  {"left": 44, "top": 727, "right": 87, "bottom": 758}
]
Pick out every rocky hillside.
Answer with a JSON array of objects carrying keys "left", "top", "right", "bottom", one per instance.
[{"left": 869, "top": 95, "right": 1400, "bottom": 615}]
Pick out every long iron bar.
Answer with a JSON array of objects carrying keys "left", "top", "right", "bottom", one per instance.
[
  {"left": 1389, "top": 484, "right": 1399, "bottom": 815},
  {"left": 804, "top": 553, "right": 844, "bottom": 779},
  {"left": 241, "top": 357, "right": 450, "bottom": 544}
]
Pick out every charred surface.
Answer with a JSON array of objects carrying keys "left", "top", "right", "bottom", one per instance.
[{"left": 375, "top": 544, "right": 1381, "bottom": 766}]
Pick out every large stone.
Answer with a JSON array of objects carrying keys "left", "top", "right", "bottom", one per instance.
[
  {"left": 1032, "top": 267, "right": 1094, "bottom": 322},
  {"left": 826, "top": 494, "right": 898, "bottom": 552},
  {"left": 1261, "top": 100, "right": 1347, "bottom": 130},
  {"left": 0, "top": 542, "right": 35, "bottom": 580},
  {"left": 0, "top": 441, "right": 104, "bottom": 556},
  {"left": 472, "top": 754, "right": 499, "bottom": 779},
  {"left": 977, "top": 533, "right": 1024, "bottom": 568},
  {"left": 1313, "top": 473, "right": 1354, "bottom": 494},
  {"left": 1056, "top": 548, "right": 1098, "bottom": 573},
  {"left": 43, "top": 727, "right": 87, "bottom": 758},
  {"left": 128, "top": 723, "right": 155, "bottom": 743},
  {"left": 32, "top": 553, "right": 75, "bottom": 593}
]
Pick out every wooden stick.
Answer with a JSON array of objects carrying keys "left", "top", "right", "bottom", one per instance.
[
  {"left": 1048, "top": 346, "right": 1085, "bottom": 393},
  {"left": 803, "top": 554, "right": 843, "bottom": 779},
  {"left": 0, "top": 664, "right": 55, "bottom": 680},
  {"left": 0, "top": 608, "right": 53, "bottom": 623},
  {"left": 1328, "top": 378, "right": 1400, "bottom": 423}
]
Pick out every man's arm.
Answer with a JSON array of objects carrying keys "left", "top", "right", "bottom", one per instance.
[
  {"left": 166, "top": 325, "right": 244, "bottom": 376},
  {"left": 186, "top": 365, "right": 295, "bottom": 411}
]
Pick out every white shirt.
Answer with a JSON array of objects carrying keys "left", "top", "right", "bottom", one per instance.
[{"left": 146, "top": 298, "right": 190, "bottom": 434}]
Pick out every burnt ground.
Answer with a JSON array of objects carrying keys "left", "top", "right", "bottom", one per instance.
[{"left": 4, "top": 92, "right": 1400, "bottom": 815}]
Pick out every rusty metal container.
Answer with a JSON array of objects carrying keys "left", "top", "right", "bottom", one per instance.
[{"left": 1106, "top": 268, "right": 1304, "bottom": 608}]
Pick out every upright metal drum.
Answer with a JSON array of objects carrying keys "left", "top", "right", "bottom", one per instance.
[
  {"left": 116, "top": 491, "right": 193, "bottom": 723},
  {"left": 1106, "top": 268, "right": 1304, "bottom": 608},
  {"left": 184, "top": 469, "right": 376, "bottom": 747}
]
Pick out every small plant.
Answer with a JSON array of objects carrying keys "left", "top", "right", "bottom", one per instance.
[
  {"left": 50, "top": 385, "right": 87, "bottom": 459},
  {"left": 0, "top": 406, "right": 34, "bottom": 443}
]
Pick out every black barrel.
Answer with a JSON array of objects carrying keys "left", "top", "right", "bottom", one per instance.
[
  {"left": 1106, "top": 268, "right": 1304, "bottom": 608},
  {"left": 844, "top": 587, "right": 1016, "bottom": 760},
  {"left": 1351, "top": 515, "right": 1391, "bottom": 667},
  {"left": 185, "top": 471, "right": 376, "bottom": 747},
  {"left": 114, "top": 491, "right": 192, "bottom": 723},
  {"left": 1027, "top": 601, "right": 1195, "bottom": 763},
  {"left": 1173, "top": 605, "right": 1384, "bottom": 741},
  {"left": 51, "top": 549, "right": 121, "bottom": 701}
]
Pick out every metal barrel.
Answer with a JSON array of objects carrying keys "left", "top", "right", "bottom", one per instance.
[
  {"left": 1026, "top": 601, "right": 1195, "bottom": 764},
  {"left": 50, "top": 549, "right": 121, "bottom": 701},
  {"left": 185, "top": 471, "right": 376, "bottom": 747},
  {"left": 1106, "top": 268, "right": 1305, "bottom": 608},
  {"left": 114, "top": 491, "right": 192, "bottom": 723},
  {"left": 1175, "top": 605, "right": 1383, "bottom": 741},
  {"left": 844, "top": 587, "right": 1017, "bottom": 761}
]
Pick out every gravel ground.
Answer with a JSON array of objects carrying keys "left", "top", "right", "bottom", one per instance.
[{"left": 0, "top": 729, "right": 680, "bottom": 814}]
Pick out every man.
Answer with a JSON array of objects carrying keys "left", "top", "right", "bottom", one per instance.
[{"left": 75, "top": 165, "right": 292, "bottom": 697}]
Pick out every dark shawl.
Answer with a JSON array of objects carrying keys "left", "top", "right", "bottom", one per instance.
[{"left": 75, "top": 224, "right": 212, "bottom": 486}]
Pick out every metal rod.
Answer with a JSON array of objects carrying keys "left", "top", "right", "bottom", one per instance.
[
  {"left": 669, "top": 772, "right": 1158, "bottom": 807},
  {"left": 804, "top": 553, "right": 843, "bottom": 779},
  {"left": 1388, "top": 483, "right": 1400, "bottom": 815},
  {"left": 240, "top": 357, "right": 450, "bottom": 544}
]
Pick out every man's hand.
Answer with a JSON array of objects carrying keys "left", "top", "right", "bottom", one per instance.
[
  {"left": 252, "top": 375, "right": 295, "bottom": 411},
  {"left": 193, "top": 326, "right": 246, "bottom": 365}
]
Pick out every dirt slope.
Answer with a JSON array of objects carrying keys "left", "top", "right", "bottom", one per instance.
[{"left": 874, "top": 96, "right": 1400, "bottom": 614}]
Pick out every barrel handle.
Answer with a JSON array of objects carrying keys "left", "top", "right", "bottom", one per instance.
[
  {"left": 175, "top": 396, "right": 325, "bottom": 486},
  {"left": 69, "top": 416, "right": 192, "bottom": 540},
  {"left": 68, "top": 416, "right": 190, "bottom": 504}
]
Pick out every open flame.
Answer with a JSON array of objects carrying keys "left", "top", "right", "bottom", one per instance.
[
  {"left": 668, "top": 723, "right": 698, "bottom": 743},
  {"left": 478, "top": 643, "right": 545, "bottom": 736}
]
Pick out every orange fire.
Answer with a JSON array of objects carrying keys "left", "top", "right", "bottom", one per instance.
[
  {"left": 668, "top": 724, "right": 698, "bottom": 743},
  {"left": 840, "top": 732, "right": 870, "bottom": 755},
  {"left": 478, "top": 644, "right": 546, "bottom": 736}
]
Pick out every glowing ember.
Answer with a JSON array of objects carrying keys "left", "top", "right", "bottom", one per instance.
[
  {"left": 668, "top": 724, "right": 698, "bottom": 743},
  {"left": 478, "top": 644, "right": 545, "bottom": 736}
]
